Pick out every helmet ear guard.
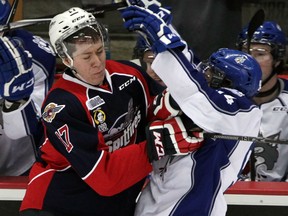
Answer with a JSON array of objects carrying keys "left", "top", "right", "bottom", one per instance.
[{"left": 208, "top": 48, "right": 262, "bottom": 98}]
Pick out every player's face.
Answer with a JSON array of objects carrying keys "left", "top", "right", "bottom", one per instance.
[
  {"left": 242, "top": 43, "right": 274, "bottom": 82},
  {"left": 72, "top": 40, "right": 106, "bottom": 86},
  {"left": 143, "top": 50, "right": 166, "bottom": 86}
]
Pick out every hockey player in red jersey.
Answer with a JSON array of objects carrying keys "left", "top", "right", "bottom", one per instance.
[{"left": 19, "top": 7, "right": 204, "bottom": 216}]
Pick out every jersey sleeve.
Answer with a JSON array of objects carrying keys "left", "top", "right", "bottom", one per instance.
[
  {"left": 3, "top": 98, "right": 39, "bottom": 139},
  {"left": 151, "top": 48, "right": 262, "bottom": 136},
  {"left": 41, "top": 89, "right": 152, "bottom": 196}
]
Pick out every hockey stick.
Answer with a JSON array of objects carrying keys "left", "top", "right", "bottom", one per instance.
[
  {"left": 82, "top": 1, "right": 127, "bottom": 16},
  {"left": 0, "top": 1, "right": 127, "bottom": 33},
  {"left": 37, "top": 1, "right": 128, "bottom": 18},
  {"left": 246, "top": 9, "right": 265, "bottom": 54},
  {"left": 203, "top": 133, "right": 288, "bottom": 145},
  {"left": 5, "top": 0, "right": 19, "bottom": 24},
  {"left": 0, "top": 18, "right": 52, "bottom": 32},
  {"left": 0, "top": 0, "right": 19, "bottom": 35}
]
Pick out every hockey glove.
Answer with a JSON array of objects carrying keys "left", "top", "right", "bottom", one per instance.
[
  {"left": 125, "top": 0, "right": 173, "bottom": 25},
  {"left": 146, "top": 116, "right": 204, "bottom": 162},
  {"left": 152, "top": 89, "right": 181, "bottom": 120},
  {"left": 0, "top": 36, "right": 34, "bottom": 101},
  {"left": 120, "top": 5, "right": 185, "bottom": 53}
]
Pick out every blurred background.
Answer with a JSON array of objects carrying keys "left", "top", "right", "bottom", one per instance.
[{"left": 8, "top": 0, "right": 288, "bottom": 66}]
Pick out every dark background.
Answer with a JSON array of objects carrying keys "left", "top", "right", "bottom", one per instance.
[{"left": 18, "top": 0, "right": 288, "bottom": 63}]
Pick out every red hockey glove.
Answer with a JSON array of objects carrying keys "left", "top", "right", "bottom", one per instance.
[
  {"left": 152, "top": 89, "right": 181, "bottom": 120},
  {"left": 146, "top": 116, "right": 204, "bottom": 162}
]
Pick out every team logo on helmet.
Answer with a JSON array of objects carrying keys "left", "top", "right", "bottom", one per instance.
[
  {"left": 42, "top": 103, "right": 65, "bottom": 123},
  {"left": 234, "top": 56, "right": 246, "bottom": 64}
]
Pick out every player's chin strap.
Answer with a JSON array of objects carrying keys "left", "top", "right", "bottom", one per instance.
[
  {"left": 254, "top": 78, "right": 280, "bottom": 98},
  {"left": 254, "top": 65, "right": 280, "bottom": 98}
]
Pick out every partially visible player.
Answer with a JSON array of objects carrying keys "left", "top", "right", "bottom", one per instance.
[
  {"left": 237, "top": 21, "right": 288, "bottom": 181},
  {"left": 19, "top": 7, "right": 204, "bottom": 216},
  {"left": 131, "top": 36, "right": 166, "bottom": 86},
  {"left": 120, "top": 3, "right": 262, "bottom": 215},
  {"left": 0, "top": 0, "right": 56, "bottom": 176}
]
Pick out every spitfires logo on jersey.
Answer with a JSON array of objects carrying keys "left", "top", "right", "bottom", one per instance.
[
  {"left": 104, "top": 99, "right": 141, "bottom": 152},
  {"left": 42, "top": 103, "right": 65, "bottom": 123}
]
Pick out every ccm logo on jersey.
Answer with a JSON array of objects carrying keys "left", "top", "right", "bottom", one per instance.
[
  {"left": 119, "top": 76, "right": 136, "bottom": 90},
  {"left": 153, "top": 131, "right": 165, "bottom": 160},
  {"left": 273, "top": 106, "right": 288, "bottom": 112}
]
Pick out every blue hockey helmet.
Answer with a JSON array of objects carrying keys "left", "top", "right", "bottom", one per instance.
[
  {"left": 0, "top": 0, "right": 11, "bottom": 25},
  {"left": 208, "top": 48, "right": 262, "bottom": 97},
  {"left": 236, "top": 21, "right": 286, "bottom": 60}
]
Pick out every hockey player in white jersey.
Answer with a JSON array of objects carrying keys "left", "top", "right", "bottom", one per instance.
[
  {"left": 120, "top": 2, "right": 262, "bottom": 215},
  {"left": 237, "top": 21, "right": 288, "bottom": 181},
  {"left": 0, "top": 0, "right": 56, "bottom": 176}
]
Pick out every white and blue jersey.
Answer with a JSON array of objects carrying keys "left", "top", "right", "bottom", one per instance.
[
  {"left": 135, "top": 48, "right": 262, "bottom": 216},
  {"left": 0, "top": 29, "right": 56, "bottom": 176},
  {"left": 254, "top": 78, "right": 288, "bottom": 181}
]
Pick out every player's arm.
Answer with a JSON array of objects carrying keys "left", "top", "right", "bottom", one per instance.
[
  {"left": 0, "top": 36, "right": 39, "bottom": 139},
  {"left": 9, "top": 29, "right": 57, "bottom": 111},
  {"left": 152, "top": 49, "right": 262, "bottom": 134},
  {"left": 120, "top": 6, "right": 262, "bottom": 135}
]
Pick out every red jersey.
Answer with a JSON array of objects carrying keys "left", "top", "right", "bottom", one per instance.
[{"left": 20, "top": 60, "right": 164, "bottom": 215}]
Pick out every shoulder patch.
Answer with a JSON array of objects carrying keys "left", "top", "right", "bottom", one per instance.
[{"left": 42, "top": 103, "right": 65, "bottom": 123}]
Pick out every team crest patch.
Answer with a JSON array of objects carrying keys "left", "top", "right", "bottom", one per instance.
[{"left": 42, "top": 103, "right": 65, "bottom": 123}]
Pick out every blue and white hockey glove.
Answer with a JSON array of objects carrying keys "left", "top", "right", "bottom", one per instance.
[
  {"left": 120, "top": 5, "right": 185, "bottom": 53},
  {"left": 0, "top": 37, "right": 34, "bottom": 101},
  {"left": 146, "top": 116, "right": 204, "bottom": 162},
  {"left": 125, "top": 0, "right": 173, "bottom": 25}
]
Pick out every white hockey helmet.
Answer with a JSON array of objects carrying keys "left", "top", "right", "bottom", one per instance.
[{"left": 49, "top": 7, "right": 104, "bottom": 59}]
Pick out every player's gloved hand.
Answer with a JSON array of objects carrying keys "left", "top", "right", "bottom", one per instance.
[
  {"left": 146, "top": 116, "right": 204, "bottom": 162},
  {"left": 120, "top": 5, "right": 185, "bottom": 53},
  {"left": 0, "top": 36, "right": 34, "bottom": 101},
  {"left": 152, "top": 89, "right": 181, "bottom": 120},
  {"left": 125, "top": 0, "right": 173, "bottom": 25}
]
